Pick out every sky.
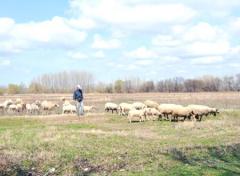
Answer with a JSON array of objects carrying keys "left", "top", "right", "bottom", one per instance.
[{"left": 0, "top": 0, "right": 240, "bottom": 85}]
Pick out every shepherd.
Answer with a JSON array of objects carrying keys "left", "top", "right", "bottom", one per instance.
[{"left": 73, "top": 85, "right": 84, "bottom": 117}]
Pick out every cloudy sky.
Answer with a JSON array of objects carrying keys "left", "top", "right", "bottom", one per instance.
[{"left": 0, "top": 0, "right": 240, "bottom": 85}]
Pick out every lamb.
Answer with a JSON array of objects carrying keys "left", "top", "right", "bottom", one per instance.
[
  {"left": 62, "top": 104, "right": 76, "bottom": 114},
  {"left": 157, "top": 104, "right": 183, "bottom": 120},
  {"left": 171, "top": 106, "right": 194, "bottom": 121},
  {"left": 84, "top": 106, "right": 96, "bottom": 113},
  {"left": 104, "top": 102, "right": 118, "bottom": 113},
  {"left": 132, "top": 102, "right": 146, "bottom": 110},
  {"left": 144, "top": 100, "right": 159, "bottom": 109},
  {"left": 128, "top": 109, "right": 146, "bottom": 123},
  {"left": 118, "top": 103, "right": 132, "bottom": 116}
]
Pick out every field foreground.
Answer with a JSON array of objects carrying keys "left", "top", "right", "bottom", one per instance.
[{"left": 0, "top": 110, "right": 240, "bottom": 176}]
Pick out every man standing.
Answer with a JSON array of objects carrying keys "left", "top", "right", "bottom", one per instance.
[{"left": 73, "top": 85, "right": 84, "bottom": 117}]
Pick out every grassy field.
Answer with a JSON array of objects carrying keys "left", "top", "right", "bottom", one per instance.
[{"left": 0, "top": 93, "right": 240, "bottom": 175}]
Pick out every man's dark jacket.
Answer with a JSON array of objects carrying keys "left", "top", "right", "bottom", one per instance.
[{"left": 73, "top": 89, "right": 83, "bottom": 102}]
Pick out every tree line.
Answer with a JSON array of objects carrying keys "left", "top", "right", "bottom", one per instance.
[{"left": 0, "top": 71, "right": 240, "bottom": 95}]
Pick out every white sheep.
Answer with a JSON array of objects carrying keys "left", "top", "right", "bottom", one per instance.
[
  {"left": 41, "top": 100, "right": 59, "bottom": 114},
  {"left": 171, "top": 106, "right": 194, "bottom": 121},
  {"left": 15, "top": 98, "right": 23, "bottom": 104},
  {"left": 84, "top": 106, "right": 96, "bottom": 113},
  {"left": 118, "top": 103, "right": 132, "bottom": 116},
  {"left": 8, "top": 104, "right": 17, "bottom": 113},
  {"left": 128, "top": 109, "right": 146, "bottom": 123},
  {"left": 132, "top": 102, "right": 146, "bottom": 110},
  {"left": 3, "top": 99, "right": 13, "bottom": 110},
  {"left": 26, "top": 103, "right": 40, "bottom": 114},
  {"left": 157, "top": 104, "right": 183, "bottom": 120},
  {"left": 62, "top": 104, "right": 76, "bottom": 114},
  {"left": 144, "top": 100, "right": 159, "bottom": 109},
  {"left": 187, "top": 105, "right": 219, "bottom": 121},
  {"left": 145, "top": 108, "right": 161, "bottom": 121},
  {"left": 104, "top": 102, "right": 118, "bottom": 113}
]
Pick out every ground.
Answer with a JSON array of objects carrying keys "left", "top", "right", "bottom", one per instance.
[{"left": 0, "top": 93, "right": 240, "bottom": 175}]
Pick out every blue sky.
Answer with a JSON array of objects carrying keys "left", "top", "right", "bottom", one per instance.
[{"left": 0, "top": 0, "right": 240, "bottom": 85}]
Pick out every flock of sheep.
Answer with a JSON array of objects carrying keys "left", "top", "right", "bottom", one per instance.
[
  {"left": 0, "top": 98, "right": 219, "bottom": 123},
  {"left": 104, "top": 100, "right": 219, "bottom": 123},
  {"left": 0, "top": 98, "right": 96, "bottom": 115}
]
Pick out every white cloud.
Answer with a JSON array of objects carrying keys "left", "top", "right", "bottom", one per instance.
[
  {"left": 152, "top": 35, "right": 181, "bottom": 47},
  {"left": 0, "top": 59, "right": 11, "bottom": 66},
  {"left": 185, "top": 41, "right": 230, "bottom": 56},
  {"left": 191, "top": 56, "right": 224, "bottom": 65},
  {"left": 68, "top": 51, "right": 88, "bottom": 59},
  {"left": 152, "top": 22, "right": 231, "bottom": 60},
  {"left": 93, "top": 50, "right": 105, "bottom": 58},
  {"left": 0, "top": 18, "right": 15, "bottom": 35},
  {"left": 135, "top": 59, "right": 153, "bottom": 66},
  {"left": 0, "top": 16, "right": 87, "bottom": 54},
  {"left": 125, "top": 47, "right": 157, "bottom": 59},
  {"left": 92, "top": 34, "right": 121, "bottom": 49},
  {"left": 70, "top": 0, "right": 196, "bottom": 29},
  {"left": 183, "top": 22, "right": 219, "bottom": 42},
  {"left": 230, "top": 17, "right": 240, "bottom": 34},
  {"left": 67, "top": 17, "right": 96, "bottom": 29}
]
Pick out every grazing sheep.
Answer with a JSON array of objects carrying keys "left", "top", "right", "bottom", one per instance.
[
  {"left": 145, "top": 108, "right": 161, "bottom": 121},
  {"left": 84, "top": 106, "right": 97, "bottom": 113},
  {"left": 16, "top": 103, "right": 26, "bottom": 113},
  {"left": 144, "top": 100, "right": 159, "bottom": 109},
  {"left": 62, "top": 104, "right": 76, "bottom": 114},
  {"left": 171, "top": 106, "right": 194, "bottom": 121},
  {"left": 41, "top": 101, "right": 59, "bottom": 114},
  {"left": 104, "top": 102, "right": 118, "bottom": 113},
  {"left": 3, "top": 99, "right": 13, "bottom": 110},
  {"left": 132, "top": 102, "right": 146, "bottom": 110},
  {"left": 118, "top": 103, "right": 132, "bottom": 116},
  {"left": 8, "top": 104, "right": 18, "bottom": 113},
  {"left": 157, "top": 104, "right": 183, "bottom": 120},
  {"left": 26, "top": 103, "right": 40, "bottom": 114},
  {"left": 187, "top": 105, "right": 219, "bottom": 121},
  {"left": 0, "top": 103, "right": 4, "bottom": 112},
  {"left": 128, "top": 109, "right": 146, "bottom": 123}
]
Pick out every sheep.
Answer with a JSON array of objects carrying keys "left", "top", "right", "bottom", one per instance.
[
  {"left": 104, "top": 102, "right": 118, "bottom": 113},
  {"left": 26, "top": 103, "right": 40, "bottom": 114},
  {"left": 41, "top": 100, "right": 59, "bottom": 114},
  {"left": 128, "top": 109, "right": 146, "bottom": 123},
  {"left": 132, "top": 102, "right": 146, "bottom": 110},
  {"left": 157, "top": 104, "right": 183, "bottom": 120},
  {"left": 118, "top": 103, "right": 132, "bottom": 116},
  {"left": 171, "top": 106, "right": 194, "bottom": 121},
  {"left": 84, "top": 106, "right": 97, "bottom": 113},
  {"left": 0, "top": 103, "right": 4, "bottom": 112},
  {"left": 144, "top": 100, "right": 159, "bottom": 109},
  {"left": 15, "top": 98, "right": 23, "bottom": 104},
  {"left": 187, "top": 105, "right": 219, "bottom": 121},
  {"left": 145, "top": 108, "right": 161, "bottom": 121},
  {"left": 3, "top": 99, "right": 13, "bottom": 110},
  {"left": 8, "top": 104, "right": 18, "bottom": 113},
  {"left": 62, "top": 104, "right": 76, "bottom": 114},
  {"left": 16, "top": 103, "right": 26, "bottom": 113}
]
